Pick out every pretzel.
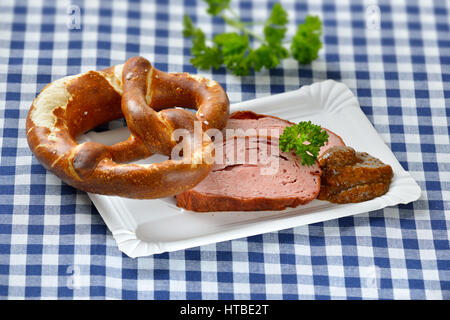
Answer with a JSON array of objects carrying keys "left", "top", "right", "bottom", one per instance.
[{"left": 26, "top": 56, "right": 230, "bottom": 198}]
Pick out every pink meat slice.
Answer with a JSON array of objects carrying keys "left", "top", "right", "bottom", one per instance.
[
  {"left": 200, "top": 137, "right": 320, "bottom": 199},
  {"left": 320, "top": 129, "right": 345, "bottom": 156},
  {"left": 225, "top": 114, "right": 345, "bottom": 156},
  {"left": 175, "top": 111, "right": 346, "bottom": 212}
]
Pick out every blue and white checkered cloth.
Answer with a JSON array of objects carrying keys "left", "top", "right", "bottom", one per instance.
[{"left": 0, "top": 0, "right": 449, "bottom": 299}]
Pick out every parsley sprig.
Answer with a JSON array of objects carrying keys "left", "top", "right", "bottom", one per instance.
[
  {"left": 183, "top": 0, "right": 322, "bottom": 76},
  {"left": 279, "top": 121, "right": 329, "bottom": 166}
]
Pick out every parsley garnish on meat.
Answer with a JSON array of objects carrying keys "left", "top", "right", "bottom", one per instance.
[{"left": 279, "top": 121, "right": 329, "bottom": 166}]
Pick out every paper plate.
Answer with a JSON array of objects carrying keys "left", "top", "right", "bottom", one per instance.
[{"left": 85, "top": 80, "right": 421, "bottom": 258}]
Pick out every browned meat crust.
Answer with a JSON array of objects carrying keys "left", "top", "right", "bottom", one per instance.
[{"left": 176, "top": 188, "right": 318, "bottom": 212}]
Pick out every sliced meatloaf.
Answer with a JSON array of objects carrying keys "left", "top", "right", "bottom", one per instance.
[
  {"left": 175, "top": 111, "right": 345, "bottom": 212},
  {"left": 224, "top": 111, "right": 345, "bottom": 157}
]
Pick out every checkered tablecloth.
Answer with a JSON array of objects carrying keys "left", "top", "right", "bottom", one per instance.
[{"left": 0, "top": 0, "right": 449, "bottom": 300}]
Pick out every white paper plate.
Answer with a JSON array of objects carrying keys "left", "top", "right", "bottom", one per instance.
[{"left": 85, "top": 80, "right": 421, "bottom": 258}]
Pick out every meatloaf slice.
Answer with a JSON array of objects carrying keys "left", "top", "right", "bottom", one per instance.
[
  {"left": 224, "top": 111, "right": 345, "bottom": 156},
  {"left": 175, "top": 111, "right": 345, "bottom": 212},
  {"left": 176, "top": 137, "right": 322, "bottom": 211}
]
